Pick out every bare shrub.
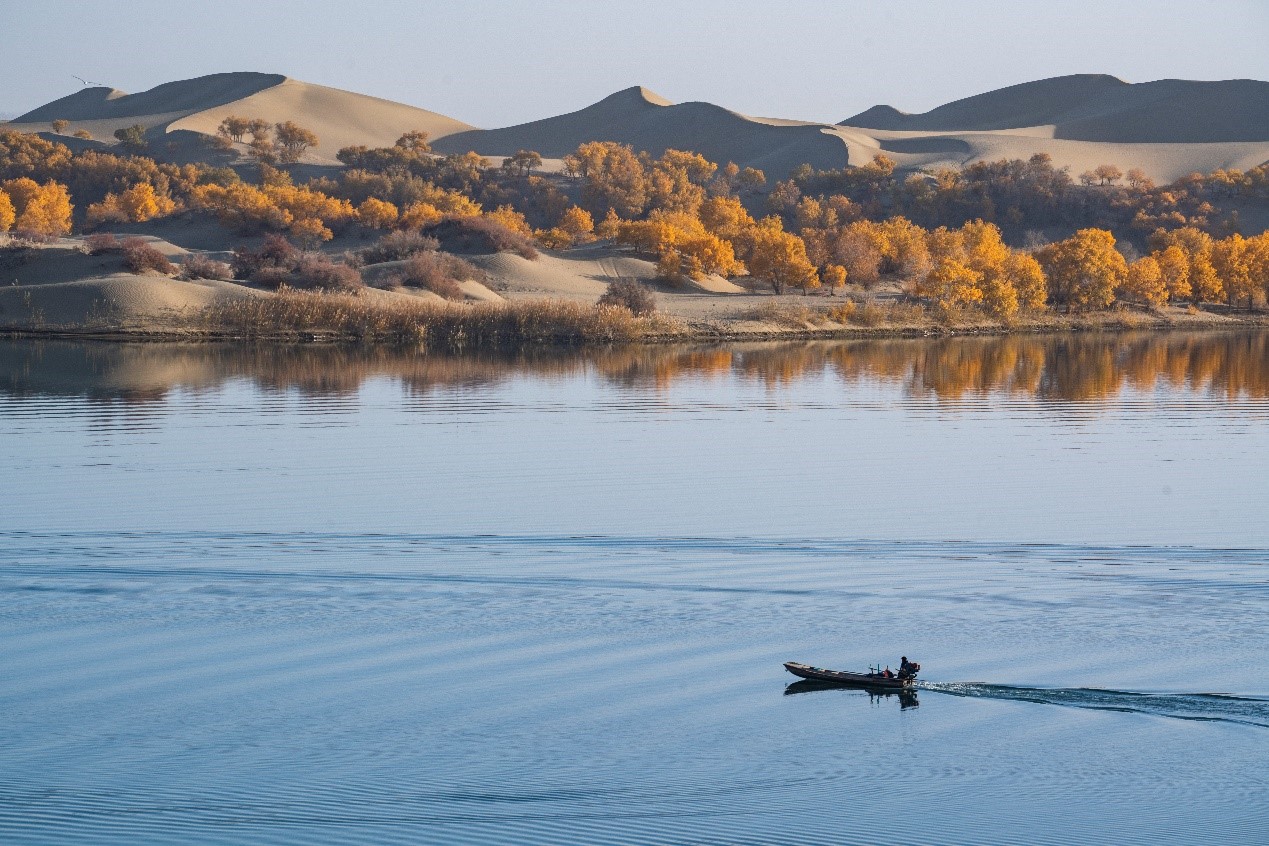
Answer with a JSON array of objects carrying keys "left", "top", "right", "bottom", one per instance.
[
  {"left": 359, "top": 230, "right": 439, "bottom": 264},
  {"left": 84, "top": 233, "right": 122, "bottom": 255},
  {"left": 12, "top": 229, "right": 57, "bottom": 245},
  {"left": 597, "top": 279, "right": 656, "bottom": 315},
  {"left": 424, "top": 216, "right": 538, "bottom": 259},
  {"left": 289, "top": 256, "right": 364, "bottom": 292},
  {"left": 182, "top": 254, "right": 234, "bottom": 281},
  {"left": 338, "top": 250, "right": 365, "bottom": 270},
  {"left": 253, "top": 267, "right": 291, "bottom": 289},
  {"left": 120, "top": 237, "right": 175, "bottom": 275},
  {"left": 393, "top": 251, "right": 481, "bottom": 300},
  {"left": 232, "top": 234, "right": 300, "bottom": 280}
]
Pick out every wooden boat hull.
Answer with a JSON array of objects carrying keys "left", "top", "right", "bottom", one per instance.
[{"left": 784, "top": 661, "right": 915, "bottom": 688}]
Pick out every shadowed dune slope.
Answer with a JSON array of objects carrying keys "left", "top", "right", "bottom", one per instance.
[
  {"left": 842, "top": 74, "right": 1269, "bottom": 142},
  {"left": 14, "top": 73, "right": 287, "bottom": 123},
  {"left": 433, "top": 86, "right": 851, "bottom": 177}
]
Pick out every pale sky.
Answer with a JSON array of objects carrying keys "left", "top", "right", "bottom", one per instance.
[{"left": 3, "top": 0, "right": 1267, "bottom": 125}]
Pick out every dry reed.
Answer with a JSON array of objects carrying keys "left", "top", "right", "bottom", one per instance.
[{"left": 196, "top": 289, "right": 683, "bottom": 347}]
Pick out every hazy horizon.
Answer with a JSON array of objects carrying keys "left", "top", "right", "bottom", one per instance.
[{"left": 2, "top": 0, "right": 1267, "bottom": 127}]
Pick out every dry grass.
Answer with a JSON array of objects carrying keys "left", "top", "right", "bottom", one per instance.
[
  {"left": 196, "top": 289, "right": 684, "bottom": 347},
  {"left": 743, "top": 299, "right": 937, "bottom": 330}
]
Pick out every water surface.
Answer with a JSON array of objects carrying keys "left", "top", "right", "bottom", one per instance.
[{"left": 2, "top": 333, "right": 1267, "bottom": 844}]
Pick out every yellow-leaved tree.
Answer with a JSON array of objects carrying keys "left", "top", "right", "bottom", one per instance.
[
  {"left": 1004, "top": 252, "right": 1048, "bottom": 312},
  {"left": 1121, "top": 256, "right": 1168, "bottom": 308},
  {"left": 1150, "top": 227, "right": 1221, "bottom": 303},
  {"left": 1153, "top": 245, "right": 1191, "bottom": 302},
  {"left": 619, "top": 211, "right": 744, "bottom": 282},
  {"left": 486, "top": 206, "right": 533, "bottom": 236},
  {"left": 0, "top": 177, "right": 73, "bottom": 237},
  {"left": 556, "top": 206, "right": 595, "bottom": 244},
  {"left": 88, "top": 182, "right": 177, "bottom": 225},
  {"left": 920, "top": 258, "right": 984, "bottom": 311},
  {"left": 0, "top": 188, "right": 15, "bottom": 232},
  {"left": 745, "top": 216, "right": 818, "bottom": 294},
  {"left": 1035, "top": 228, "right": 1126, "bottom": 311},
  {"left": 1212, "top": 234, "right": 1255, "bottom": 309},
  {"left": 357, "top": 197, "right": 399, "bottom": 229}
]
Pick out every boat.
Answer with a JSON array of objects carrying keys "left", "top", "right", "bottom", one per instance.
[{"left": 784, "top": 661, "right": 916, "bottom": 689}]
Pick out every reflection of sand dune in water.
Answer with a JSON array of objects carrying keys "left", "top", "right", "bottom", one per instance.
[{"left": 922, "top": 682, "right": 1269, "bottom": 728}]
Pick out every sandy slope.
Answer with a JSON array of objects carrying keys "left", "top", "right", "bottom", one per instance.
[
  {"left": 433, "top": 86, "right": 852, "bottom": 178},
  {"left": 841, "top": 75, "right": 1269, "bottom": 142},
  {"left": 170, "top": 78, "right": 474, "bottom": 162},
  {"left": 8, "top": 72, "right": 473, "bottom": 163},
  {"left": 0, "top": 241, "right": 259, "bottom": 329},
  {"left": 11, "top": 72, "right": 1266, "bottom": 182},
  {"left": 433, "top": 80, "right": 1269, "bottom": 184},
  {"left": 824, "top": 125, "right": 1269, "bottom": 184}
]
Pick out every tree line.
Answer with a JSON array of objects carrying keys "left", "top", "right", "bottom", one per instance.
[{"left": 1, "top": 126, "right": 1267, "bottom": 317}]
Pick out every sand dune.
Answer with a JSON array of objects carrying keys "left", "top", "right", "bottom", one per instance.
[
  {"left": 434, "top": 79, "right": 1269, "bottom": 184},
  {"left": 0, "top": 241, "right": 258, "bottom": 329},
  {"left": 467, "top": 244, "right": 747, "bottom": 304},
  {"left": 9, "top": 72, "right": 473, "bottom": 164},
  {"left": 826, "top": 125, "right": 1269, "bottom": 184},
  {"left": 170, "top": 78, "right": 474, "bottom": 162},
  {"left": 433, "top": 86, "right": 851, "bottom": 178},
  {"left": 841, "top": 74, "right": 1269, "bottom": 143},
  {"left": 11, "top": 72, "right": 1266, "bottom": 183}
]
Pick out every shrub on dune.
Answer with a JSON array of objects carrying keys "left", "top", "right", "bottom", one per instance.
[
  {"left": 424, "top": 216, "right": 538, "bottom": 260},
  {"left": 359, "top": 230, "right": 440, "bottom": 264},
  {"left": 597, "top": 279, "right": 656, "bottom": 315},
  {"left": 120, "top": 237, "right": 175, "bottom": 275},
  {"left": 182, "top": 254, "right": 234, "bottom": 281},
  {"left": 388, "top": 251, "right": 481, "bottom": 300}
]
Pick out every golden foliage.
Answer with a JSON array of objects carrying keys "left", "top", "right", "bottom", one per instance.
[
  {"left": 0, "top": 189, "right": 15, "bottom": 232},
  {"left": 619, "top": 210, "right": 744, "bottom": 281},
  {"left": 357, "top": 197, "right": 399, "bottom": 229},
  {"left": 87, "top": 182, "right": 177, "bottom": 225},
  {"left": 0, "top": 177, "right": 73, "bottom": 236},
  {"left": 1121, "top": 256, "right": 1168, "bottom": 308},
  {"left": 557, "top": 206, "right": 595, "bottom": 241},
  {"left": 486, "top": 205, "right": 533, "bottom": 236},
  {"left": 289, "top": 217, "right": 333, "bottom": 246},
  {"left": 398, "top": 202, "right": 444, "bottom": 231},
  {"left": 1154, "top": 245, "right": 1191, "bottom": 302},
  {"left": 1035, "top": 228, "right": 1126, "bottom": 311},
  {"left": 594, "top": 208, "right": 622, "bottom": 239},
  {"left": 745, "top": 216, "right": 819, "bottom": 294}
]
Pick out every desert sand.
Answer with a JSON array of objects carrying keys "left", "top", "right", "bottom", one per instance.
[
  {"left": 435, "top": 76, "right": 1269, "bottom": 183},
  {"left": 8, "top": 72, "right": 473, "bottom": 164},
  {"left": 10, "top": 71, "right": 1268, "bottom": 182}
]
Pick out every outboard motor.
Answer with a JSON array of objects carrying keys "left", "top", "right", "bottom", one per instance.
[{"left": 898, "top": 661, "right": 920, "bottom": 680}]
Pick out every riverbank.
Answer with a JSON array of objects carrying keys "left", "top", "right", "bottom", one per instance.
[{"left": 3, "top": 288, "right": 1266, "bottom": 346}]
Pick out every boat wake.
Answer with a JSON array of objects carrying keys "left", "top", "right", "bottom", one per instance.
[{"left": 919, "top": 682, "right": 1269, "bottom": 728}]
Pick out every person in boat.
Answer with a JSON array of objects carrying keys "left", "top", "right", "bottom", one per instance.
[
  {"left": 883, "top": 666, "right": 895, "bottom": 679},
  {"left": 899, "top": 656, "right": 919, "bottom": 678}
]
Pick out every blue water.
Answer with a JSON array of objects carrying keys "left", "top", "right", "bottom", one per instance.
[{"left": 1, "top": 335, "right": 1267, "bottom": 844}]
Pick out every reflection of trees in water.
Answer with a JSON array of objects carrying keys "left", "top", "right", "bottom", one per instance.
[{"left": 1, "top": 332, "right": 1266, "bottom": 407}]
